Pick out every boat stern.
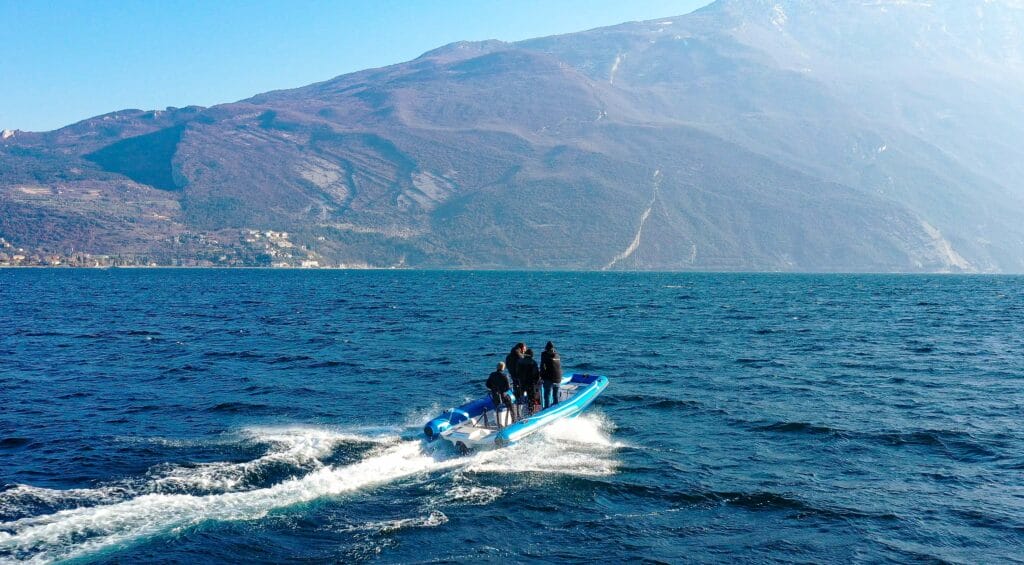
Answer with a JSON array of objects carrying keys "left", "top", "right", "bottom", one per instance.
[{"left": 441, "top": 424, "right": 500, "bottom": 453}]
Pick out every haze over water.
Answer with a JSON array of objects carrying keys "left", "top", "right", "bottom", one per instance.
[{"left": 1, "top": 270, "right": 1022, "bottom": 562}]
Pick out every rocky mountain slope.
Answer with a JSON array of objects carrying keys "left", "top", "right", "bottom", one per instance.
[{"left": 3, "top": 0, "right": 1023, "bottom": 271}]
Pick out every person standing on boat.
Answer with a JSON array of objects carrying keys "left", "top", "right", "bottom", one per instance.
[
  {"left": 540, "top": 341, "right": 563, "bottom": 408},
  {"left": 486, "top": 362, "right": 515, "bottom": 429},
  {"left": 505, "top": 343, "right": 526, "bottom": 412},
  {"left": 517, "top": 348, "right": 541, "bottom": 415}
]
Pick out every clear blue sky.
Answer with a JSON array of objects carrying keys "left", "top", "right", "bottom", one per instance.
[{"left": 1, "top": 0, "right": 713, "bottom": 132}]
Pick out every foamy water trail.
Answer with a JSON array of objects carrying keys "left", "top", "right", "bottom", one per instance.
[
  {"left": 0, "top": 441, "right": 463, "bottom": 563},
  {"left": 0, "top": 426, "right": 397, "bottom": 516},
  {"left": 343, "top": 509, "right": 451, "bottom": 534},
  {"left": 466, "top": 413, "right": 622, "bottom": 477},
  {"left": 148, "top": 426, "right": 400, "bottom": 493},
  {"left": 0, "top": 415, "right": 619, "bottom": 563}
]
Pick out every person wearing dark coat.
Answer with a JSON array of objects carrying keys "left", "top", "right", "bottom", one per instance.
[
  {"left": 486, "top": 362, "right": 515, "bottom": 428},
  {"left": 505, "top": 343, "right": 526, "bottom": 409},
  {"left": 517, "top": 348, "right": 541, "bottom": 414},
  {"left": 540, "top": 341, "right": 563, "bottom": 408}
]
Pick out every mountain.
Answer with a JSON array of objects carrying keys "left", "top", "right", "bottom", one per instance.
[{"left": 3, "top": 0, "right": 1024, "bottom": 271}]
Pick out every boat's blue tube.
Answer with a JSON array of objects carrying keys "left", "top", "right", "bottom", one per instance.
[
  {"left": 423, "top": 374, "right": 608, "bottom": 445},
  {"left": 494, "top": 374, "right": 608, "bottom": 446},
  {"left": 423, "top": 392, "right": 512, "bottom": 441}
]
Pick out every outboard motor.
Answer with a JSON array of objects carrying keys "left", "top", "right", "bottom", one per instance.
[{"left": 423, "top": 408, "right": 471, "bottom": 441}]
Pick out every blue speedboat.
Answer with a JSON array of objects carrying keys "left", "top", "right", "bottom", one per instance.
[{"left": 423, "top": 373, "right": 608, "bottom": 452}]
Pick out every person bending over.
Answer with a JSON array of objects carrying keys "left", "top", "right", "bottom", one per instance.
[{"left": 486, "top": 362, "right": 516, "bottom": 428}]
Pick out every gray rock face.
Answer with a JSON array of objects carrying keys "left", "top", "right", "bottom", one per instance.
[{"left": 3, "top": 0, "right": 1024, "bottom": 271}]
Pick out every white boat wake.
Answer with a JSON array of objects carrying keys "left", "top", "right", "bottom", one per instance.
[
  {"left": 0, "top": 425, "right": 398, "bottom": 515},
  {"left": 0, "top": 415, "right": 618, "bottom": 564}
]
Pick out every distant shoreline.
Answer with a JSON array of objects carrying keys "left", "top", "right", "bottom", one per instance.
[
  {"left": 0, "top": 265, "right": 1015, "bottom": 275},
  {"left": 0, "top": 265, "right": 392, "bottom": 271}
]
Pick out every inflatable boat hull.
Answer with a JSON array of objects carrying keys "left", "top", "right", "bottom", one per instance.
[{"left": 423, "top": 373, "right": 608, "bottom": 451}]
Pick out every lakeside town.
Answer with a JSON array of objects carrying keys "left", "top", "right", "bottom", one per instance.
[{"left": 0, "top": 231, "right": 367, "bottom": 268}]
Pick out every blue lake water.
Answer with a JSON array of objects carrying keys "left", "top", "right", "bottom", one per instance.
[{"left": 1, "top": 270, "right": 1022, "bottom": 563}]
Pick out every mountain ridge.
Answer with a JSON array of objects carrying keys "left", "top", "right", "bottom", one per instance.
[{"left": 3, "top": 0, "right": 1023, "bottom": 271}]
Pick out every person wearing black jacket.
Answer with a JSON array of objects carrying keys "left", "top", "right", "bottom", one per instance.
[
  {"left": 540, "top": 341, "right": 563, "bottom": 408},
  {"left": 486, "top": 362, "right": 515, "bottom": 428},
  {"left": 505, "top": 343, "right": 526, "bottom": 409},
  {"left": 516, "top": 348, "right": 541, "bottom": 415}
]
